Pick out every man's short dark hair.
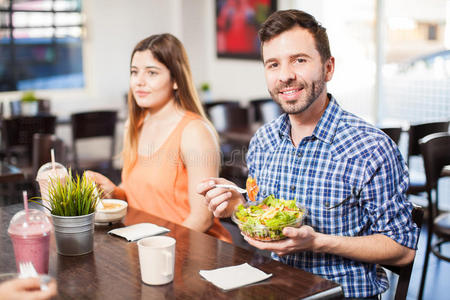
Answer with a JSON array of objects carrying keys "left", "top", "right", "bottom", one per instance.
[{"left": 258, "top": 9, "right": 331, "bottom": 63}]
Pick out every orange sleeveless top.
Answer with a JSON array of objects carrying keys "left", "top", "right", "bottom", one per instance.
[{"left": 121, "top": 112, "right": 232, "bottom": 243}]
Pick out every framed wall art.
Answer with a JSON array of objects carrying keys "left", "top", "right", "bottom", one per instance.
[{"left": 216, "top": 0, "right": 277, "bottom": 60}]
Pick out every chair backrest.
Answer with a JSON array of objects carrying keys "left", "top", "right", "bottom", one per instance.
[
  {"left": 70, "top": 110, "right": 117, "bottom": 169},
  {"left": 408, "top": 121, "right": 449, "bottom": 164},
  {"left": 382, "top": 205, "right": 424, "bottom": 300},
  {"left": 32, "top": 133, "right": 66, "bottom": 175},
  {"left": 249, "top": 98, "right": 282, "bottom": 124},
  {"left": 2, "top": 115, "right": 57, "bottom": 164},
  {"left": 0, "top": 102, "right": 3, "bottom": 130},
  {"left": 419, "top": 132, "right": 450, "bottom": 191},
  {"left": 37, "top": 99, "right": 51, "bottom": 114},
  {"left": 203, "top": 100, "right": 239, "bottom": 113},
  {"left": 380, "top": 127, "right": 402, "bottom": 145},
  {"left": 205, "top": 101, "right": 249, "bottom": 133}
]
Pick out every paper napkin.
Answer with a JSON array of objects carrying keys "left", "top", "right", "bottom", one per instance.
[
  {"left": 199, "top": 263, "right": 272, "bottom": 291},
  {"left": 108, "top": 223, "right": 170, "bottom": 242}
]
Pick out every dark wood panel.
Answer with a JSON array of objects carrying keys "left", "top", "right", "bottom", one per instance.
[{"left": 0, "top": 203, "right": 343, "bottom": 299}]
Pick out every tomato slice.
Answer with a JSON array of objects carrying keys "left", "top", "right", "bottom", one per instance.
[{"left": 246, "top": 176, "right": 259, "bottom": 202}]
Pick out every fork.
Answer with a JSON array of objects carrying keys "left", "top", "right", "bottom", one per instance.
[
  {"left": 213, "top": 184, "right": 247, "bottom": 194},
  {"left": 19, "top": 261, "right": 50, "bottom": 291}
]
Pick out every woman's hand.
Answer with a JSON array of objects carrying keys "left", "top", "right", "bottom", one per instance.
[
  {"left": 0, "top": 277, "right": 57, "bottom": 300},
  {"left": 84, "top": 171, "right": 116, "bottom": 199}
]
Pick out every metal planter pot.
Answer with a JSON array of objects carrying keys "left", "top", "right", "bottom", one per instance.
[{"left": 51, "top": 212, "right": 95, "bottom": 256}]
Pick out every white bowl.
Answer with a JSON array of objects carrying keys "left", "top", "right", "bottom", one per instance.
[{"left": 95, "top": 199, "right": 128, "bottom": 224}]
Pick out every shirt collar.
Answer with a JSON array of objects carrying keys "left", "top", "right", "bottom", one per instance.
[
  {"left": 277, "top": 94, "right": 342, "bottom": 144},
  {"left": 312, "top": 94, "right": 341, "bottom": 144},
  {"left": 277, "top": 113, "right": 291, "bottom": 140}
]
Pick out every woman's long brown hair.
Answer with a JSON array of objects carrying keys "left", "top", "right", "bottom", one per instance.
[{"left": 123, "top": 34, "right": 211, "bottom": 175}]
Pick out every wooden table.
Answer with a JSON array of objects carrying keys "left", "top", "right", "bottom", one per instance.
[{"left": 0, "top": 204, "right": 343, "bottom": 299}]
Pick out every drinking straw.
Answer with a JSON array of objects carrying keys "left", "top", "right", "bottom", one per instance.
[
  {"left": 23, "top": 190, "right": 28, "bottom": 213},
  {"left": 50, "top": 148, "right": 56, "bottom": 172}
]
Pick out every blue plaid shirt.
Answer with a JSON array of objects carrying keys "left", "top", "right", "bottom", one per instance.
[{"left": 246, "top": 95, "right": 420, "bottom": 298}]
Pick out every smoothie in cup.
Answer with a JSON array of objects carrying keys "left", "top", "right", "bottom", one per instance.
[
  {"left": 8, "top": 209, "right": 52, "bottom": 274},
  {"left": 36, "top": 162, "right": 68, "bottom": 207}
]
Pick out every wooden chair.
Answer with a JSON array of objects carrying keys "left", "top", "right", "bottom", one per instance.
[
  {"left": 32, "top": 133, "right": 67, "bottom": 176},
  {"left": 382, "top": 205, "right": 423, "bottom": 300},
  {"left": 203, "top": 101, "right": 250, "bottom": 187},
  {"left": 248, "top": 98, "right": 282, "bottom": 125},
  {"left": 417, "top": 132, "right": 450, "bottom": 300},
  {"left": 203, "top": 100, "right": 239, "bottom": 112},
  {"left": 1, "top": 116, "right": 56, "bottom": 199},
  {"left": 0, "top": 102, "right": 4, "bottom": 160},
  {"left": 1, "top": 115, "right": 57, "bottom": 168},
  {"left": 203, "top": 100, "right": 242, "bottom": 133},
  {"left": 380, "top": 127, "right": 402, "bottom": 145},
  {"left": 407, "top": 121, "right": 449, "bottom": 195},
  {"left": 70, "top": 110, "right": 117, "bottom": 177},
  {"left": 37, "top": 99, "right": 51, "bottom": 114}
]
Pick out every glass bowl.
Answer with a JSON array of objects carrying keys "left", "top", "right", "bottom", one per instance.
[{"left": 231, "top": 197, "right": 306, "bottom": 241}]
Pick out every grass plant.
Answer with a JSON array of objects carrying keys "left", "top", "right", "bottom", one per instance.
[{"left": 40, "top": 170, "right": 101, "bottom": 216}]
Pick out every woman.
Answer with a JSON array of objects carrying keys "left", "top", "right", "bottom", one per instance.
[{"left": 88, "top": 34, "right": 231, "bottom": 242}]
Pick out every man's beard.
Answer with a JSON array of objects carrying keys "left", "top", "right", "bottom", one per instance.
[{"left": 269, "top": 71, "right": 326, "bottom": 115}]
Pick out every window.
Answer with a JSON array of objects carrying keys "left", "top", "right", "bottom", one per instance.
[{"left": 0, "top": 0, "right": 84, "bottom": 91}]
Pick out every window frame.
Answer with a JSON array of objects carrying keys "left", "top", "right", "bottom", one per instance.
[{"left": 0, "top": 0, "right": 84, "bottom": 91}]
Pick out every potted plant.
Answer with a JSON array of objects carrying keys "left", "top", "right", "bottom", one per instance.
[
  {"left": 42, "top": 171, "right": 101, "bottom": 256},
  {"left": 199, "top": 82, "right": 212, "bottom": 103},
  {"left": 20, "top": 90, "right": 38, "bottom": 115}
]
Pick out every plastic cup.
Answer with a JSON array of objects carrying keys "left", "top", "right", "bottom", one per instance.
[
  {"left": 8, "top": 209, "right": 53, "bottom": 274},
  {"left": 36, "top": 162, "right": 68, "bottom": 208}
]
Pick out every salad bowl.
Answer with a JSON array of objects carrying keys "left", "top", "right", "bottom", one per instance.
[{"left": 232, "top": 196, "right": 306, "bottom": 241}]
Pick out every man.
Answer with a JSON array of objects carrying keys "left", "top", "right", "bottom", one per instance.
[{"left": 197, "top": 9, "right": 420, "bottom": 299}]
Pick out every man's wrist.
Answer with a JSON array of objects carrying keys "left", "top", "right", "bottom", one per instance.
[{"left": 314, "top": 232, "right": 337, "bottom": 253}]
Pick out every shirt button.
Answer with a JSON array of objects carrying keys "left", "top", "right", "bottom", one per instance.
[
  {"left": 297, "top": 152, "right": 302, "bottom": 158},
  {"left": 290, "top": 185, "right": 296, "bottom": 191},
  {"left": 324, "top": 201, "right": 330, "bottom": 207}
]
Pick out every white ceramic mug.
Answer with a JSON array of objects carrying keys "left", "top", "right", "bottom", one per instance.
[{"left": 137, "top": 236, "right": 176, "bottom": 285}]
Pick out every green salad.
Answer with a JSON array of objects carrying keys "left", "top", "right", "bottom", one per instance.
[{"left": 233, "top": 195, "right": 305, "bottom": 241}]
